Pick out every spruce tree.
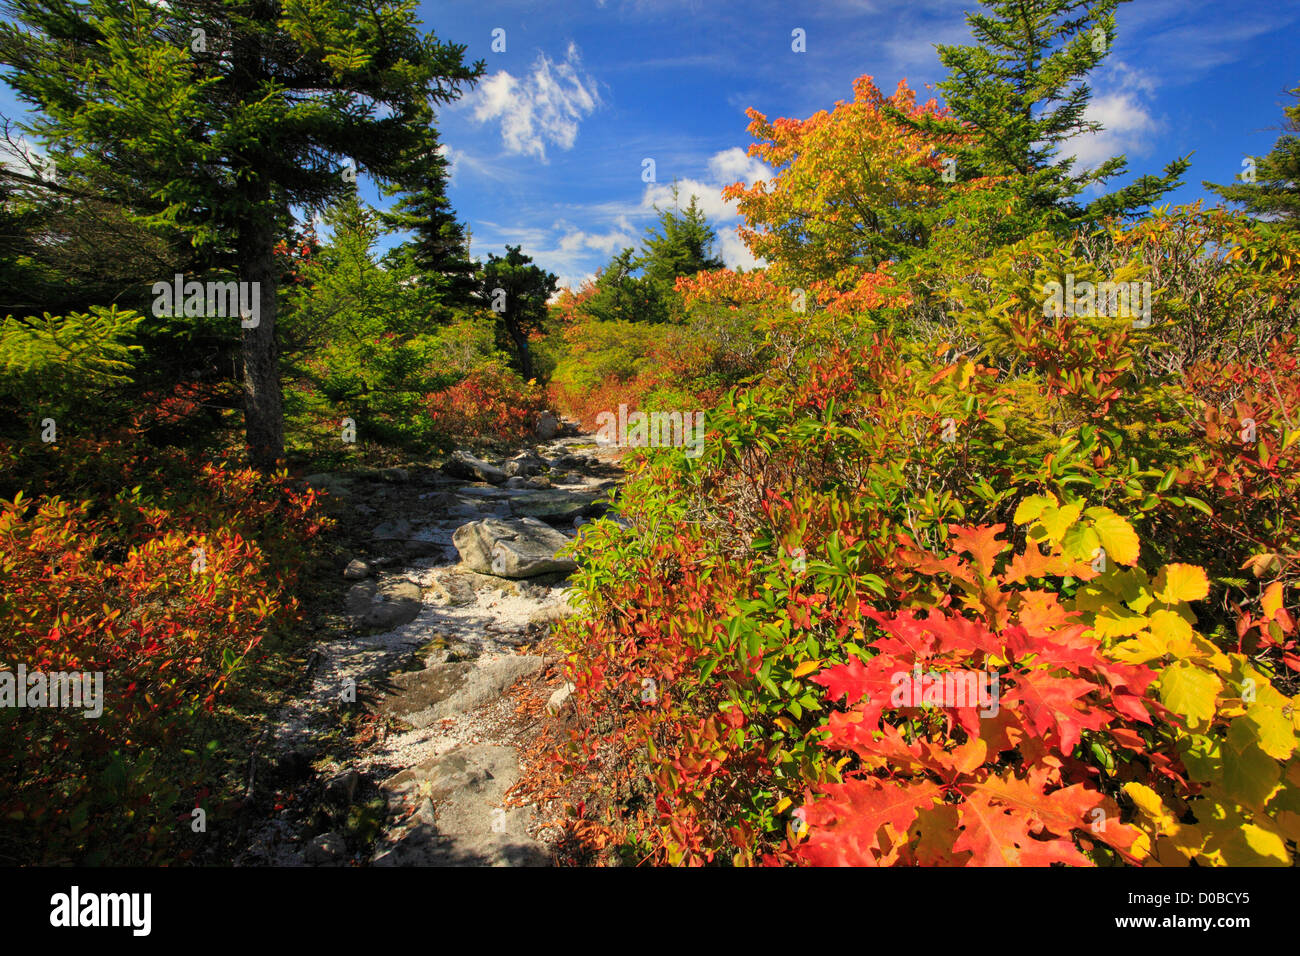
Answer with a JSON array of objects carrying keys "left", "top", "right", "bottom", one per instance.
[
  {"left": 638, "top": 185, "right": 725, "bottom": 286},
  {"left": 381, "top": 129, "right": 478, "bottom": 309},
  {"left": 477, "top": 245, "right": 557, "bottom": 382},
  {"left": 0, "top": 0, "right": 481, "bottom": 468},
  {"left": 1205, "top": 85, "right": 1300, "bottom": 228},
  {"left": 915, "top": 0, "right": 1188, "bottom": 231}
]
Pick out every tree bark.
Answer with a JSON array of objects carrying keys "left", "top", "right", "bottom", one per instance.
[
  {"left": 238, "top": 216, "right": 284, "bottom": 471},
  {"left": 507, "top": 316, "right": 533, "bottom": 381}
]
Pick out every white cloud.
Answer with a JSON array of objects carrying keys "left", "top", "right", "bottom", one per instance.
[
  {"left": 555, "top": 216, "right": 639, "bottom": 258},
  {"left": 707, "top": 146, "right": 769, "bottom": 189},
  {"left": 718, "top": 227, "right": 762, "bottom": 271},
  {"left": 1063, "top": 63, "right": 1162, "bottom": 171},
  {"left": 468, "top": 42, "right": 601, "bottom": 162},
  {"left": 638, "top": 147, "right": 770, "bottom": 269}
]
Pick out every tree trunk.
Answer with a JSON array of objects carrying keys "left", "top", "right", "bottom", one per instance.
[
  {"left": 238, "top": 216, "right": 284, "bottom": 471},
  {"left": 507, "top": 317, "right": 533, "bottom": 381}
]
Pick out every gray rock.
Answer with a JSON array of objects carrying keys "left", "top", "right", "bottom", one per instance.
[
  {"left": 304, "top": 473, "right": 352, "bottom": 499},
  {"left": 371, "top": 518, "right": 412, "bottom": 540},
  {"left": 425, "top": 571, "right": 478, "bottom": 607},
  {"left": 509, "top": 489, "right": 603, "bottom": 522},
  {"left": 528, "top": 597, "right": 579, "bottom": 627},
  {"left": 545, "top": 682, "right": 576, "bottom": 715},
  {"left": 325, "top": 771, "right": 360, "bottom": 806},
  {"left": 343, "top": 558, "right": 369, "bottom": 580},
  {"left": 402, "top": 539, "right": 442, "bottom": 557},
  {"left": 442, "top": 451, "right": 507, "bottom": 485},
  {"left": 373, "top": 743, "right": 549, "bottom": 867},
  {"left": 376, "top": 654, "right": 544, "bottom": 729},
  {"left": 348, "top": 578, "right": 422, "bottom": 630},
  {"left": 380, "top": 467, "right": 410, "bottom": 482},
  {"left": 305, "top": 831, "right": 347, "bottom": 865},
  {"left": 535, "top": 411, "right": 558, "bottom": 440},
  {"left": 504, "top": 451, "right": 546, "bottom": 478},
  {"left": 345, "top": 580, "right": 378, "bottom": 615},
  {"left": 452, "top": 517, "right": 576, "bottom": 578}
]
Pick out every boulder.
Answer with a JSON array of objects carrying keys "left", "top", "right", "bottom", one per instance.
[
  {"left": 304, "top": 473, "right": 352, "bottom": 499},
  {"left": 425, "top": 570, "right": 478, "bottom": 607},
  {"left": 402, "top": 539, "right": 442, "bottom": 557},
  {"left": 452, "top": 517, "right": 576, "bottom": 578},
  {"left": 343, "top": 558, "right": 369, "bottom": 580},
  {"left": 441, "top": 450, "right": 507, "bottom": 485},
  {"left": 305, "top": 831, "right": 347, "bottom": 865},
  {"left": 373, "top": 743, "right": 548, "bottom": 867},
  {"left": 376, "top": 654, "right": 543, "bottom": 728},
  {"left": 504, "top": 451, "right": 546, "bottom": 478},
  {"left": 535, "top": 411, "right": 558, "bottom": 440}
]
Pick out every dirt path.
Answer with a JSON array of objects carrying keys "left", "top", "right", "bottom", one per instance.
[{"left": 235, "top": 432, "right": 623, "bottom": 866}]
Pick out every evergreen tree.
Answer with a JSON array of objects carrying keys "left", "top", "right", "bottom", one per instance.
[
  {"left": 638, "top": 184, "right": 725, "bottom": 285},
  {"left": 914, "top": 0, "right": 1188, "bottom": 231},
  {"left": 582, "top": 247, "right": 670, "bottom": 324},
  {"left": 381, "top": 129, "right": 478, "bottom": 308},
  {"left": 477, "top": 245, "right": 557, "bottom": 382},
  {"left": 0, "top": 0, "right": 481, "bottom": 468},
  {"left": 1205, "top": 85, "right": 1300, "bottom": 228}
]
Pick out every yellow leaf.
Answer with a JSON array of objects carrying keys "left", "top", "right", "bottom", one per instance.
[
  {"left": 1262, "top": 581, "right": 1284, "bottom": 620},
  {"left": 1242, "top": 552, "right": 1282, "bottom": 577},
  {"left": 957, "top": 359, "right": 974, "bottom": 390},
  {"left": 1013, "top": 492, "right": 1058, "bottom": 525},
  {"left": 1153, "top": 563, "right": 1210, "bottom": 604},
  {"left": 1223, "top": 721, "right": 1283, "bottom": 808},
  {"left": 1123, "top": 782, "right": 1176, "bottom": 833},
  {"left": 1112, "top": 630, "right": 1168, "bottom": 665},
  {"left": 1208, "top": 820, "right": 1290, "bottom": 866},
  {"left": 1273, "top": 810, "right": 1300, "bottom": 842},
  {"left": 1084, "top": 507, "right": 1140, "bottom": 565},
  {"left": 792, "top": 659, "right": 823, "bottom": 679},
  {"left": 1158, "top": 660, "right": 1222, "bottom": 725},
  {"left": 1039, "top": 503, "right": 1082, "bottom": 545},
  {"left": 1147, "top": 608, "right": 1194, "bottom": 646}
]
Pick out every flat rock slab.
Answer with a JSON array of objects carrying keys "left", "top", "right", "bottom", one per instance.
[
  {"left": 371, "top": 518, "right": 413, "bottom": 540},
  {"left": 508, "top": 489, "right": 604, "bottom": 522},
  {"left": 376, "top": 653, "right": 543, "bottom": 729},
  {"left": 453, "top": 516, "right": 577, "bottom": 578},
  {"left": 346, "top": 578, "right": 423, "bottom": 631},
  {"left": 373, "top": 743, "right": 549, "bottom": 867},
  {"left": 424, "top": 569, "right": 479, "bottom": 607}
]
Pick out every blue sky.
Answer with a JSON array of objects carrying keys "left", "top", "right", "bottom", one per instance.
[
  {"left": 1, "top": 0, "right": 1296, "bottom": 293},
  {"left": 414, "top": 0, "right": 1299, "bottom": 290}
]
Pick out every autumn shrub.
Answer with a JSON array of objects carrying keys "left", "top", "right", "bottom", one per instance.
[
  {"left": 0, "top": 424, "right": 325, "bottom": 864},
  {"left": 421, "top": 361, "right": 549, "bottom": 445},
  {"left": 550, "top": 271, "right": 779, "bottom": 430},
  {"left": 547, "top": 204, "right": 1300, "bottom": 865}
]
